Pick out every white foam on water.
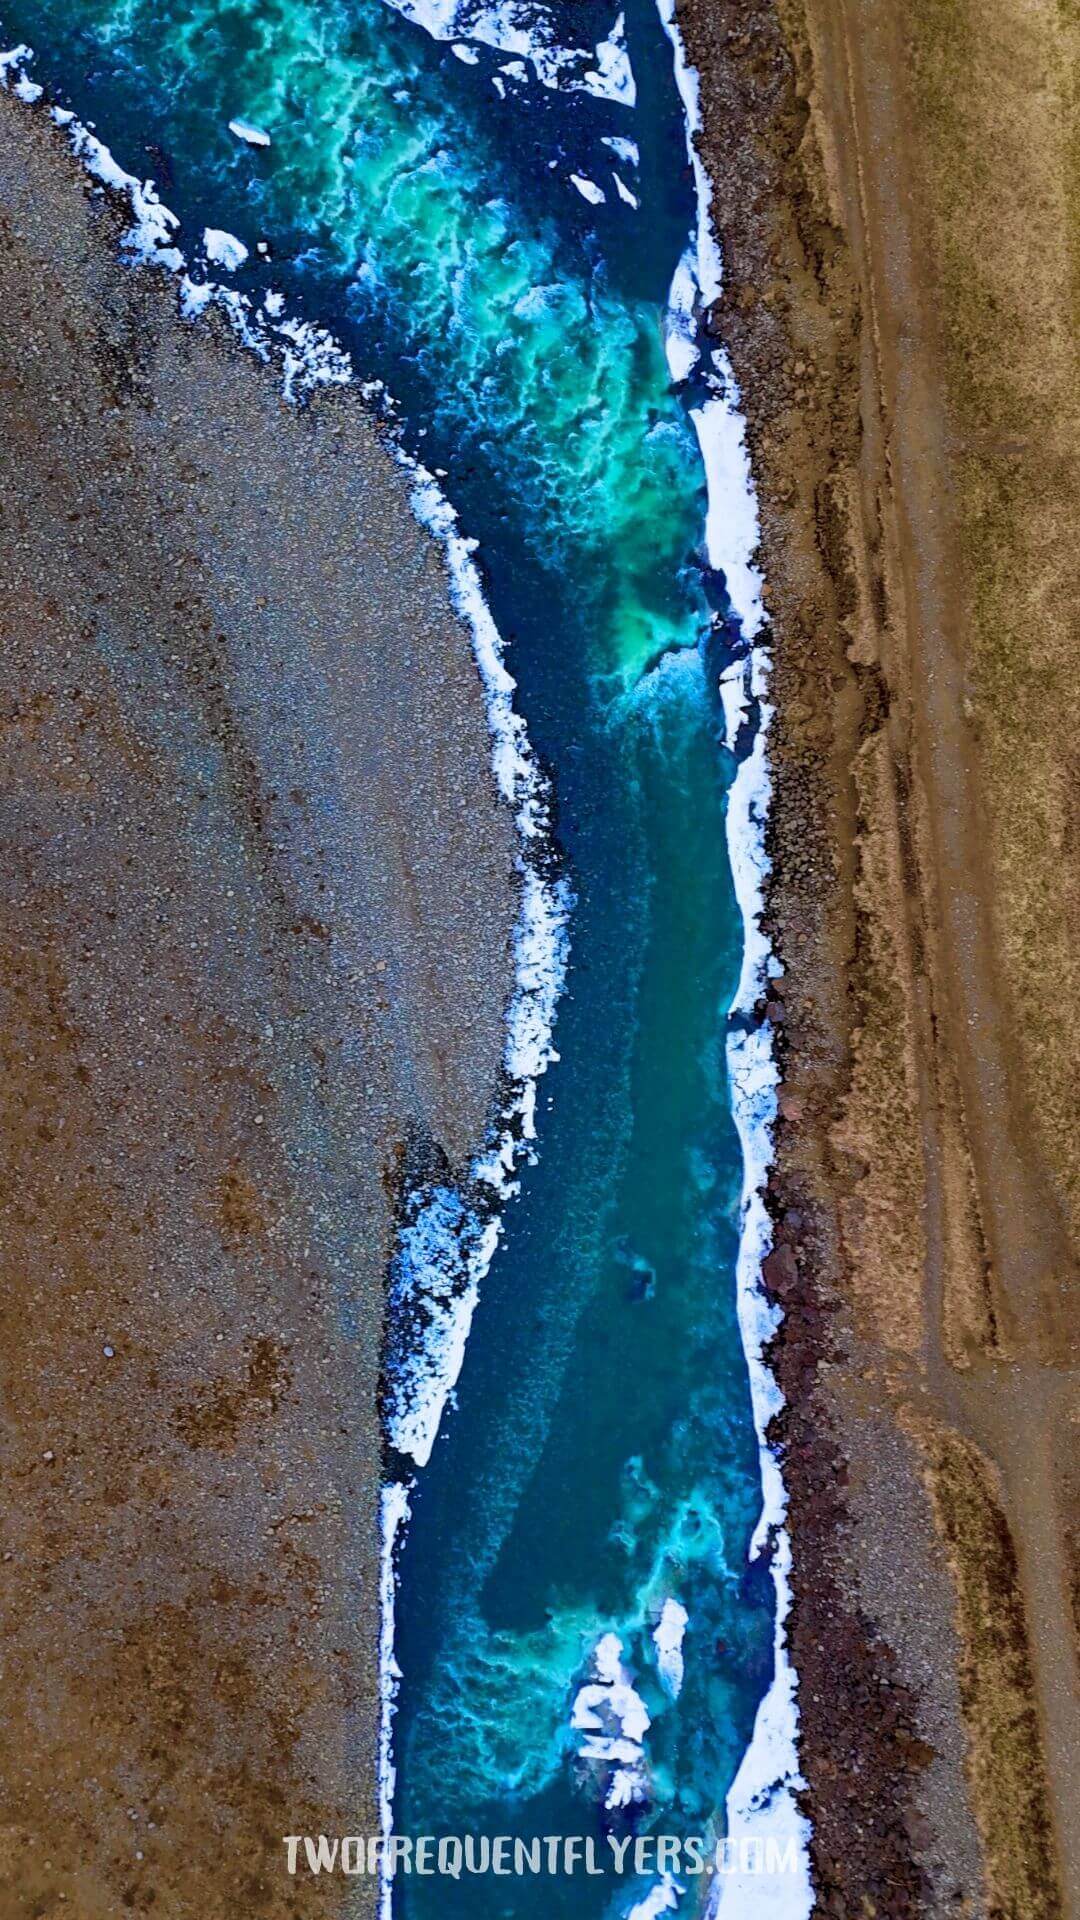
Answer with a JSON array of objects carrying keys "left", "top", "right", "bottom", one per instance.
[
  {"left": 377, "top": 0, "right": 636, "bottom": 105},
  {"left": 652, "top": 1596, "right": 689, "bottom": 1699},
  {"left": 4, "top": 28, "right": 810, "bottom": 1909},
  {"left": 654, "top": 7, "right": 814, "bottom": 1916}
]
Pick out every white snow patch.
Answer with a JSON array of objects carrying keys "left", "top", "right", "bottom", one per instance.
[
  {"left": 0, "top": 44, "right": 42, "bottom": 100},
  {"left": 384, "top": 467, "right": 570, "bottom": 1470},
  {"left": 378, "top": 1482, "right": 409, "bottom": 1920},
  {"left": 690, "top": 352, "right": 765, "bottom": 639}
]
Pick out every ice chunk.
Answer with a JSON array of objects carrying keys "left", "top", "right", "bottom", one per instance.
[
  {"left": 228, "top": 117, "right": 271, "bottom": 148},
  {"left": 653, "top": 1597, "right": 689, "bottom": 1698},
  {"left": 203, "top": 227, "right": 248, "bottom": 271}
]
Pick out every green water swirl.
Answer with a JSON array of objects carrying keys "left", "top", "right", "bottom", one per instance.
[{"left": 54, "top": 0, "right": 708, "bottom": 688}]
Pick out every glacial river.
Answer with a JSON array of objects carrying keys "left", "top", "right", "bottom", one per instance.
[{"left": 3, "top": 0, "right": 807, "bottom": 1912}]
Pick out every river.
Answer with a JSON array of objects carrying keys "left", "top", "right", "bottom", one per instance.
[{"left": 2, "top": 1, "right": 808, "bottom": 1911}]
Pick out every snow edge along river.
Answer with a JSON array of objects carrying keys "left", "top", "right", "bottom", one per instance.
[{"left": 656, "top": 3, "right": 815, "bottom": 1914}]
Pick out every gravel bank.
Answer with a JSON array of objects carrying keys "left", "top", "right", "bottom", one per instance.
[{"left": 0, "top": 86, "right": 516, "bottom": 1920}]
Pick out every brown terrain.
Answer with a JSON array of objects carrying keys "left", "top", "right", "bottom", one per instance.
[
  {"left": 0, "top": 88, "right": 516, "bottom": 1920},
  {"left": 678, "top": 0, "right": 1079, "bottom": 1916},
  {"left": 2, "top": 2, "right": 1078, "bottom": 1916}
]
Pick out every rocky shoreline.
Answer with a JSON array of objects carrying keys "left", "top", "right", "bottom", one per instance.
[
  {"left": 679, "top": 2, "right": 1079, "bottom": 1916},
  {"left": 0, "top": 86, "right": 516, "bottom": 1920}
]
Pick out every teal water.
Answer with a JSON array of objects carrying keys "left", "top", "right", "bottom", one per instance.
[{"left": 4, "top": 1, "right": 781, "bottom": 1910}]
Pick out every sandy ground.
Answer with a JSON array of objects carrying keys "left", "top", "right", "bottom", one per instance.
[
  {"left": 676, "top": 1, "right": 1079, "bottom": 1915},
  {"left": 0, "top": 90, "right": 516, "bottom": 1920}
]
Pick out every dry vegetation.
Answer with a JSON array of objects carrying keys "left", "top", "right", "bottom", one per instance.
[
  {"left": 924, "top": 1428, "right": 1062, "bottom": 1920},
  {"left": 904, "top": 0, "right": 1080, "bottom": 1245}
]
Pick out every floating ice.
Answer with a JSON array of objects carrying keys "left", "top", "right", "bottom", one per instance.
[
  {"left": 627, "top": 1876, "right": 683, "bottom": 1920},
  {"left": 203, "top": 226, "right": 248, "bottom": 271},
  {"left": 652, "top": 1597, "right": 689, "bottom": 1698},
  {"left": 228, "top": 116, "right": 270, "bottom": 148},
  {"left": 570, "top": 173, "right": 606, "bottom": 207},
  {"left": 663, "top": 247, "right": 700, "bottom": 386},
  {"left": 571, "top": 1633, "right": 651, "bottom": 1810},
  {"left": 451, "top": 41, "right": 479, "bottom": 61},
  {"left": 582, "top": 12, "right": 636, "bottom": 108},
  {"left": 612, "top": 173, "right": 639, "bottom": 210},
  {"left": 377, "top": 0, "right": 636, "bottom": 105},
  {"left": 602, "top": 133, "right": 640, "bottom": 168}
]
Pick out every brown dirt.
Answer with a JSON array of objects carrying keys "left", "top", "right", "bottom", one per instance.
[
  {"left": 676, "top": 0, "right": 1079, "bottom": 1914},
  {"left": 0, "top": 87, "right": 516, "bottom": 1920}
]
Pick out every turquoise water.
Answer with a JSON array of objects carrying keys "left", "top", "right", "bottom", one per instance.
[{"left": 5, "top": 1, "right": 778, "bottom": 1910}]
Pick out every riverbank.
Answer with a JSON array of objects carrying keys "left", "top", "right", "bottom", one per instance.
[
  {"left": 0, "top": 83, "right": 516, "bottom": 1919},
  {"left": 677, "top": 2, "right": 1079, "bottom": 1916}
]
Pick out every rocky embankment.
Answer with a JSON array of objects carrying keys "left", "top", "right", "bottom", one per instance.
[{"left": 678, "top": 2, "right": 1080, "bottom": 1916}]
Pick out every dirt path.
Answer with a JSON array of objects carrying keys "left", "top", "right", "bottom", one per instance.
[{"left": 824, "top": 7, "right": 1080, "bottom": 1908}]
